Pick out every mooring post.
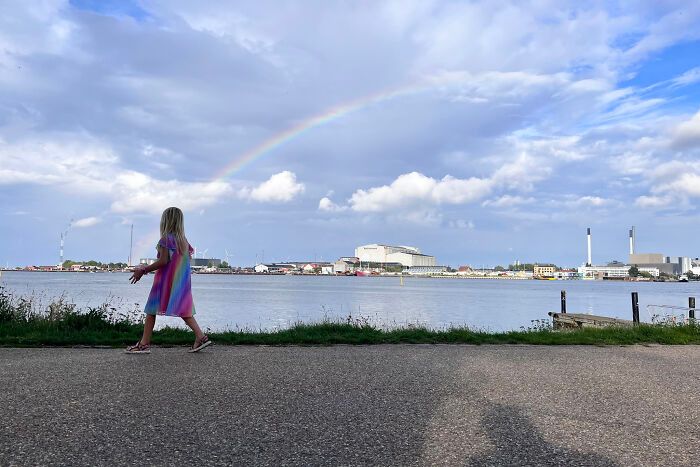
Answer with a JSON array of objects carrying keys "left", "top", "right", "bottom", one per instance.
[
  {"left": 689, "top": 297, "right": 696, "bottom": 320},
  {"left": 560, "top": 290, "right": 567, "bottom": 314},
  {"left": 631, "top": 292, "right": 640, "bottom": 324}
]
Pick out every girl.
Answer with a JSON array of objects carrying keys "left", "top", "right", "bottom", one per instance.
[{"left": 126, "top": 207, "right": 211, "bottom": 354}]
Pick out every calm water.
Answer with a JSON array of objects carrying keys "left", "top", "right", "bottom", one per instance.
[{"left": 1, "top": 271, "right": 697, "bottom": 331}]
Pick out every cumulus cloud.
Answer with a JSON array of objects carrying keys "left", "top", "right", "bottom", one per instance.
[
  {"left": 318, "top": 197, "right": 346, "bottom": 212},
  {"left": 73, "top": 217, "right": 101, "bottom": 228},
  {"left": 239, "top": 171, "right": 305, "bottom": 203},
  {"left": 635, "top": 195, "right": 673, "bottom": 209},
  {"left": 672, "top": 111, "right": 700, "bottom": 149},
  {"left": 339, "top": 150, "right": 555, "bottom": 213},
  {"left": 110, "top": 171, "right": 232, "bottom": 214},
  {"left": 576, "top": 196, "right": 607, "bottom": 207},
  {"left": 632, "top": 160, "right": 700, "bottom": 210},
  {"left": 348, "top": 172, "right": 493, "bottom": 212},
  {"left": 0, "top": 135, "right": 234, "bottom": 215}
]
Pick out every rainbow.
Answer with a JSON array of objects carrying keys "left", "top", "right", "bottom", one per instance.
[
  {"left": 133, "top": 74, "right": 456, "bottom": 261},
  {"left": 211, "top": 78, "right": 441, "bottom": 181}
]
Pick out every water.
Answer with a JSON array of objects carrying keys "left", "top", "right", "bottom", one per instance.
[{"left": 1, "top": 271, "right": 697, "bottom": 331}]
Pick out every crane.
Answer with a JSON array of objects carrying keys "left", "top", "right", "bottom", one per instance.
[
  {"left": 224, "top": 249, "right": 233, "bottom": 267},
  {"left": 59, "top": 219, "right": 73, "bottom": 268}
]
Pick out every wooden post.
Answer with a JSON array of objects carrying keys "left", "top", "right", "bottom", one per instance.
[
  {"left": 560, "top": 290, "right": 567, "bottom": 314},
  {"left": 689, "top": 297, "right": 696, "bottom": 320},
  {"left": 631, "top": 292, "right": 640, "bottom": 324}
]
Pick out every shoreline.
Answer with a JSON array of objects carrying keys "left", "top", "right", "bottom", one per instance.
[{"left": 0, "top": 269, "right": 680, "bottom": 282}]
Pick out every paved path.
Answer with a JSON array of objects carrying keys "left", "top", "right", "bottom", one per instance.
[{"left": 1, "top": 345, "right": 699, "bottom": 466}]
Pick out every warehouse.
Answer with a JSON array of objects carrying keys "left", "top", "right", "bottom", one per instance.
[{"left": 355, "top": 244, "right": 436, "bottom": 267}]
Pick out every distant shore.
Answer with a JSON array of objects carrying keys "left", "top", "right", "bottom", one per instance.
[{"left": 0, "top": 269, "right": 680, "bottom": 281}]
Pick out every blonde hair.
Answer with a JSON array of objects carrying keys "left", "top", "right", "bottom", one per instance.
[{"left": 160, "top": 207, "right": 188, "bottom": 254}]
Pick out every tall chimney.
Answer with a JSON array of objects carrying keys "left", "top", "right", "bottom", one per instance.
[
  {"left": 587, "top": 228, "right": 592, "bottom": 266},
  {"left": 632, "top": 226, "right": 636, "bottom": 254},
  {"left": 629, "top": 229, "right": 634, "bottom": 256}
]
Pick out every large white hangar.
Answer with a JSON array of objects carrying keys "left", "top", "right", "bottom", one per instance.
[{"left": 354, "top": 244, "right": 436, "bottom": 267}]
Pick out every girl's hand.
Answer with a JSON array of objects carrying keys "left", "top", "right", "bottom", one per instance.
[{"left": 129, "top": 267, "right": 145, "bottom": 284}]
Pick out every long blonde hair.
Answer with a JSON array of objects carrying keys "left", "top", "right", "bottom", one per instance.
[{"left": 160, "top": 207, "right": 188, "bottom": 254}]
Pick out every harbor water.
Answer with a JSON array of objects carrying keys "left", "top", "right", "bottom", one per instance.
[{"left": 1, "top": 271, "right": 697, "bottom": 332}]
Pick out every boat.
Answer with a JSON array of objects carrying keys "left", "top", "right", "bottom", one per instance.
[{"left": 355, "top": 270, "right": 370, "bottom": 277}]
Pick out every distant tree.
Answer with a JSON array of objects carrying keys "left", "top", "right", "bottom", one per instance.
[
  {"left": 494, "top": 265, "right": 505, "bottom": 271},
  {"left": 220, "top": 261, "right": 230, "bottom": 269},
  {"left": 628, "top": 265, "right": 640, "bottom": 277},
  {"left": 687, "top": 270, "right": 696, "bottom": 281},
  {"left": 207, "top": 261, "right": 214, "bottom": 268}
]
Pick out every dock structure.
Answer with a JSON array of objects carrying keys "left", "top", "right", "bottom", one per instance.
[{"left": 548, "top": 312, "right": 634, "bottom": 329}]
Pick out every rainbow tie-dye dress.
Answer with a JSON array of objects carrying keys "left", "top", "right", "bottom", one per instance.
[{"left": 144, "top": 234, "right": 195, "bottom": 317}]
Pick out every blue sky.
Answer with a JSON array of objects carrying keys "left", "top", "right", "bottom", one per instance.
[{"left": 2, "top": 0, "right": 700, "bottom": 268}]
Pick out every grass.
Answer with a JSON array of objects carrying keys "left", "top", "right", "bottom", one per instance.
[{"left": 1, "top": 287, "right": 700, "bottom": 347}]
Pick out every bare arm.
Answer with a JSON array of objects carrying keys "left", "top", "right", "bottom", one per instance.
[{"left": 130, "top": 245, "right": 169, "bottom": 284}]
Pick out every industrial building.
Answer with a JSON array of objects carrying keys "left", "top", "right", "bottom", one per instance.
[
  {"left": 407, "top": 266, "right": 448, "bottom": 275},
  {"left": 579, "top": 264, "right": 660, "bottom": 279},
  {"left": 355, "top": 244, "right": 436, "bottom": 267},
  {"left": 578, "top": 226, "right": 688, "bottom": 279},
  {"left": 533, "top": 265, "right": 555, "bottom": 277}
]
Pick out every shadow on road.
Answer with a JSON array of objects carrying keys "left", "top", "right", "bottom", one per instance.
[{"left": 467, "top": 403, "right": 619, "bottom": 466}]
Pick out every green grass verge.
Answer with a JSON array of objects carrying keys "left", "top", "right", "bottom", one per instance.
[
  {"left": 2, "top": 286, "right": 700, "bottom": 346},
  {"left": 2, "top": 320, "right": 700, "bottom": 347}
]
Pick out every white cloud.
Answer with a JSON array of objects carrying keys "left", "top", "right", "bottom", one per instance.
[
  {"left": 0, "top": 135, "right": 118, "bottom": 193},
  {"left": 491, "top": 153, "right": 552, "bottom": 191},
  {"left": 0, "top": 135, "right": 234, "bottom": 215},
  {"left": 73, "top": 216, "right": 101, "bottom": 228},
  {"left": 482, "top": 195, "right": 535, "bottom": 208},
  {"left": 672, "top": 111, "right": 700, "bottom": 149},
  {"left": 239, "top": 171, "right": 305, "bottom": 203},
  {"left": 318, "top": 197, "right": 346, "bottom": 212},
  {"left": 671, "top": 67, "right": 700, "bottom": 87},
  {"left": 347, "top": 150, "right": 553, "bottom": 213},
  {"left": 575, "top": 196, "right": 610, "bottom": 207},
  {"left": 635, "top": 195, "right": 673, "bottom": 209},
  {"left": 348, "top": 171, "right": 493, "bottom": 212},
  {"left": 110, "top": 171, "right": 232, "bottom": 215},
  {"left": 633, "top": 160, "right": 700, "bottom": 210},
  {"left": 448, "top": 219, "right": 475, "bottom": 230}
]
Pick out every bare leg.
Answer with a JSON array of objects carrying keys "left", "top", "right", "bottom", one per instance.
[
  {"left": 182, "top": 316, "right": 205, "bottom": 342},
  {"left": 141, "top": 314, "right": 156, "bottom": 345}
]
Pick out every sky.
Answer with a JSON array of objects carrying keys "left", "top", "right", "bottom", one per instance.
[{"left": 1, "top": 0, "right": 700, "bottom": 268}]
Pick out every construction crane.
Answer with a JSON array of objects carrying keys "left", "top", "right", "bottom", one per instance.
[{"left": 59, "top": 219, "right": 73, "bottom": 268}]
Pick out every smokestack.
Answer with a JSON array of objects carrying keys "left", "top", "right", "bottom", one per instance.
[
  {"left": 632, "top": 226, "right": 636, "bottom": 254},
  {"left": 629, "top": 229, "right": 634, "bottom": 256},
  {"left": 587, "top": 228, "right": 592, "bottom": 266}
]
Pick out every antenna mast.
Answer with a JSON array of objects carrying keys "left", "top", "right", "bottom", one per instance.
[{"left": 128, "top": 224, "right": 134, "bottom": 266}]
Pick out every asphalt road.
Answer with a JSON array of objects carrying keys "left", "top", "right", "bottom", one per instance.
[{"left": 1, "top": 345, "right": 698, "bottom": 466}]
